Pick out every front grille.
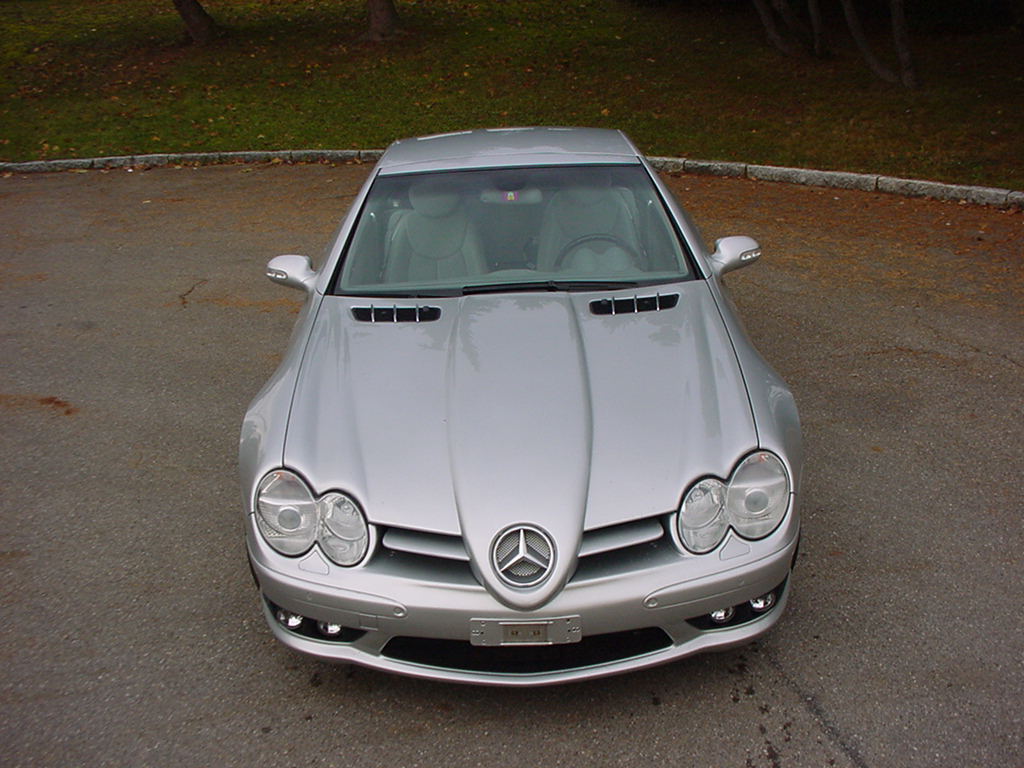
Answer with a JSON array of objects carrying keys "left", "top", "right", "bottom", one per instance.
[
  {"left": 378, "top": 515, "right": 669, "bottom": 580},
  {"left": 382, "top": 627, "right": 672, "bottom": 674}
]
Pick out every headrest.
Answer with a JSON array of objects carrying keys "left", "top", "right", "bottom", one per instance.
[
  {"left": 561, "top": 169, "right": 614, "bottom": 207},
  {"left": 563, "top": 186, "right": 609, "bottom": 207},
  {"left": 409, "top": 180, "right": 461, "bottom": 218}
]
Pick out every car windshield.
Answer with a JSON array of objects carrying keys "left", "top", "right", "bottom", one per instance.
[{"left": 331, "top": 165, "right": 694, "bottom": 297}]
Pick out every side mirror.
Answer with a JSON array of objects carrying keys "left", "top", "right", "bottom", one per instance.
[
  {"left": 265, "top": 254, "right": 316, "bottom": 292},
  {"left": 709, "top": 236, "right": 761, "bottom": 277}
]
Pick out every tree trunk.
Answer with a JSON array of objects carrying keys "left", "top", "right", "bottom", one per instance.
[
  {"left": 365, "top": 0, "right": 399, "bottom": 41},
  {"left": 771, "top": 0, "right": 811, "bottom": 49},
  {"left": 807, "top": 0, "right": 827, "bottom": 57},
  {"left": 838, "top": 0, "right": 899, "bottom": 84},
  {"left": 752, "top": 0, "right": 797, "bottom": 55},
  {"left": 889, "top": 0, "right": 919, "bottom": 88},
  {"left": 172, "top": 0, "right": 218, "bottom": 45}
]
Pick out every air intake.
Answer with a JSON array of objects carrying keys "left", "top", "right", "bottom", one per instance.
[
  {"left": 589, "top": 293, "right": 679, "bottom": 316},
  {"left": 351, "top": 305, "right": 441, "bottom": 323}
]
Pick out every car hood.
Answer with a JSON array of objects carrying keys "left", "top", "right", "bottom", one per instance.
[{"left": 285, "top": 283, "right": 756, "bottom": 608}]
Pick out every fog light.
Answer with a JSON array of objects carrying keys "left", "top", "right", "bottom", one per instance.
[
  {"left": 275, "top": 609, "right": 305, "bottom": 630},
  {"left": 750, "top": 591, "right": 776, "bottom": 613},
  {"left": 317, "top": 620, "right": 344, "bottom": 637},
  {"left": 709, "top": 606, "right": 735, "bottom": 624}
]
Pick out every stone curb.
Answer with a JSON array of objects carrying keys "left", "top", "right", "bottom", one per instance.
[
  {"left": 646, "top": 156, "right": 1021, "bottom": 208},
  {"left": 1, "top": 150, "right": 1019, "bottom": 209},
  {"left": 0, "top": 149, "right": 384, "bottom": 174}
]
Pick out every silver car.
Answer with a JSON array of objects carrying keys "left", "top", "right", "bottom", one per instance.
[{"left": 240, "top": 127, "right": 802, "bottom": 685}]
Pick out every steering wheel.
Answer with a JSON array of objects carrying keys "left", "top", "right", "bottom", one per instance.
[{"left": 554, "top": 233, "right": 642, "bottom": 270}]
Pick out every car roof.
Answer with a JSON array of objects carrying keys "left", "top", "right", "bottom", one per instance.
[{"left": 376, "top": 127, "right": 643, "bottom": 175}]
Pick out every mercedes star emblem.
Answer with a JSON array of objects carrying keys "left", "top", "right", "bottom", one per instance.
[{"left": 491, "top": 525, "right": 555, "bottom": 588}]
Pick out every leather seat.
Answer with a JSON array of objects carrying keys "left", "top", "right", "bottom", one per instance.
[
  {"left": 384, "top": 181, "right": 487, "bottom": 284},
  {"left": 536, "top": 178, "right": 642, "bottom": 272}
]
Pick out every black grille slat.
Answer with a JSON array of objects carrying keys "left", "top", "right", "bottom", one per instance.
[
  {"left": 590, "top": 293, "right": 679, "bottom": 316},
  {"left": 351, "top": 305, "right": 441, "bottom": 323},
  {"left": 636, "top": 295, "right": 659, "bottom": 312},
  {"left": 383, "top": 628, "right": 672, "bottom": 673}
]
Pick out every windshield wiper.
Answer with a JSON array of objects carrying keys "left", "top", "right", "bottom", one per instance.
[
  {"left": 461, "top": 280, "right": 641, "bottom": 295},
  {"left": 341, "top": 289, "right": 464, "bottom": 299}
]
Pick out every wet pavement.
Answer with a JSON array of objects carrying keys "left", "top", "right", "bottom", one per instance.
[{"left": 1, "top": 162, "right": 1021, "bottom": 767}]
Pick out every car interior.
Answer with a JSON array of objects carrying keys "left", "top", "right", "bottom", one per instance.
[{"left": 334, "top": 165, "right": 691, "bottom": 291}]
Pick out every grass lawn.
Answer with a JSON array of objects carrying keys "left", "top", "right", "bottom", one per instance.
[{"left": 1, "top": 0, "right": 1022, "bottom": 188}]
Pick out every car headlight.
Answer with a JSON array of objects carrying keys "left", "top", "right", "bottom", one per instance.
[
  {"left": 318, "top": 491, "right": 369, "bottom": 566},
  {"left": 677, "top": 451, "right": 790, "bottom": 554},
  {"left": 256, "top": 470, "right": 319, "bottom": 556},
  {"left": 726, "top": 452, "right": 789, "bottom": 540},
  {"left": 679, "top": 478, "right": 728, "bottom": 553},
  {"left": 254, "top": 470, "right": 369, "bottom": 566}
]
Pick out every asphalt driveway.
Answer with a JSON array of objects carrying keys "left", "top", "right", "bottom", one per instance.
[{"left": 1, "top": 162, "right": 1021, "bottom": 767}]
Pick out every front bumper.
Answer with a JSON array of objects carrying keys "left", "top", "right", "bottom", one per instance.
[{"left": 247, "top": 513, "right": 799, "bottom": 686}]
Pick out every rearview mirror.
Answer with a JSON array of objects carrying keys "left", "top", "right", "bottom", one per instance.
[
  {"left": 265, "top": 254, "right": 316, "bottom": 292},
  {"left": 710, "top": 236, "right": 761, "bottom": 277}
]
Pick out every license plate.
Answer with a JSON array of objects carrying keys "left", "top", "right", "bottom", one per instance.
[{"left": 470, "top": 616, "right": 582, "bottom": 647}]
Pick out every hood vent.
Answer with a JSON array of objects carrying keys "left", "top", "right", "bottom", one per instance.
[
  {"left": 589, "top": 293, "right": 679, "bottom": 316},
  {"left": 351, "top": 305, "right": 441, "bottom": 323}
]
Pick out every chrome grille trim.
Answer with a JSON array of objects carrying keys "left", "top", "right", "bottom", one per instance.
[
  {"left": 382, "top": 528, "right": 469, "bottom": 561},
  {"left": 578, "top": 517, "right": 664, "bottom": 558}
]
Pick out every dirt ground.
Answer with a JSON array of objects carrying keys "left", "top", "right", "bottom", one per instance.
[
  {"left": 666, "top": 173, "right": 1023, "bottom": 312},
  {"left": 0, "top": 163, "right": 1021, "bottom": 767}
]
